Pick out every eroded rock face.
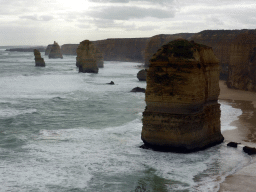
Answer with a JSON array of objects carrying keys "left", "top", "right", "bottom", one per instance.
[
  {"left": 137, "top": 69, "right": 147, "bottom": 81},
  {"left": 76, "top": 40, "right": 98, "bottom": 73},
  {"left": 48, "top": 41, "right": 63, "bottom": 59},
  {"left": 34, "top": 49, "right": 45, "bottom": 67},
  {"left": 227, "top": 30, "right": 256, "bottom": 91},
  {"left": 45, "top": 44, "right": 53, "bottom": 55},
  {"left": 141, "top": 39, "right": 224, "bottom": 152}
]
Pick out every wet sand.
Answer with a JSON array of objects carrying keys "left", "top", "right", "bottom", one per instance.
[{"left": 218, "top": 80, "right": 256, "bottom": 192}]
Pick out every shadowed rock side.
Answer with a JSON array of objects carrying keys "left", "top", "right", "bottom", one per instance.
[
  {"left": 137, "top": 69, "right": 147, "bottom": 81},
  {"left": 34, "top": 49, "right": 45, "bottom": 67},
  {"left": 141, "top": 39, "right": 224, "bottom": 153},
  {"left": 189, "top": 30, "right": 247, "bottom": 80},
  {"left": 94, "top": 47, "right": 104, "bottom": 68},
  {"left": 227, "top": 30, "right": 256, "bottom": 91},
  {"left": 144, "top": 33, "right": 194, "bottom": 68},
  {"left": 45, "top": 44, "right": 53, "bottom": 55},
  {"left": 48, "top": 41, "right": 63, "bottom": 59},
  {"left": 76, "top": 40, "right": 98, "bottom": 73}
]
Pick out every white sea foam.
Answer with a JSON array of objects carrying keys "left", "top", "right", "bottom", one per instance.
[{"left": 0, "top": 108, "right": 37, "bottom": 118}]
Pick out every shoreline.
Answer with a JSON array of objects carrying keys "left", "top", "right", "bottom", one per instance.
[{"left": 218, "top": 80, "right": 256, "bottom": 192}]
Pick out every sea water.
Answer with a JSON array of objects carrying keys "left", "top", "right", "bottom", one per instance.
[{"left": 0, "top": 48, "right": 251, "bottom": 192}]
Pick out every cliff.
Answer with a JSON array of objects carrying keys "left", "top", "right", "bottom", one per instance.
[
  {"left": 141, "top": 39, "right": 224, "bottom": 152},
  {"left": 61, "top": 44, "right": 79, "bottom": 55},
  {"left": 34, "top": 49, "right": 45, "bottom": 67},
  {"left": 45, "top": 44, "right": 53, "bottom": 55},
  {"left": 6, "top": 46, "right": 45, "bottom": 52},
  {"left": 144, "top": 33, "right": 194, "bottom": 67},
  {"left": 93, "top": 38, "right": 149, "bottom": 62},
  {"left": 76, "top": 40, "right": 98, "bottom": 73},
  {"left": 190, "top": 30, "right": 247, "bottom": 79},
  {"left": 48, "top": 41, "right": 63, "bottom": 59},
  {"left": 227, "top": 30, "right": 256, "bottom": 91}
]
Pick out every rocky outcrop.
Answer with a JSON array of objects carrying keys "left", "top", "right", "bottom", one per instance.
[
  {"left": 48, "top": 41, "right": 63, "bottom": 59},
  {"left": 130, "top": 87, "right": 145, "bottom": 93},
  {"left": 227, "top": 30, "right": 256, "bottom": 91},
  {"left": 144, "top": 33, "right": 194, "bottom": 67},
  {"left": 6, "top": 46, "right": 45, "bottom": 52},
  {"left": 137, "top": 69, "right": 147, "bottom": 81},
  {"left": 141, "top": 39, "right": 224, "bottom": 152},
  {"left": 45, "top": 44, "right": 53, "bottom": 55},
  {"left": 76, "top": 40, "right": 98, "bottom": 73},
  {"left": 190, "top": 30, "right": 246, "bottom": 80},
  {"left": 61, "top": 44, "right": 79, "bottom": 55},
  {"left": 34, "top": 49, "right": 45, "bottom": 67},
  {"left": 94, "top": 38, "right": 149, "bottom": 62}
]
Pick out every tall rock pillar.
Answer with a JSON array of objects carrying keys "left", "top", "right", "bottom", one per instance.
[
  {"left": 48, "top": 41, "right": 63, "bottom": 59},
  {"left": 76, "top": 40, "right": 99, "bottom": 73},
  {"left": 34, "top": 49, "right": 45, "bottom": 67},
  {"left": 141, "top": 39, "right": 224, "bottom": 152}
]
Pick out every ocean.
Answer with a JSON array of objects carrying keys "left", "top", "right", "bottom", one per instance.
[{"left": 0, "top": 48, "right": 252, "bottom": 192}]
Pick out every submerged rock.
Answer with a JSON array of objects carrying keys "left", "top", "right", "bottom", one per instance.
[
  {"left": 243, "top": 146, "right": 256, "bottom": 155},
  {"left": 106, "top": 81, "right": 115, "bottom": 85},
  {"left": 137, "top": 69, "right": 147, "bottom": 81},
  {"left": 227, "top": 142, "right": 240, "bottom": 148},
  {"left": 130, "top": 87, "right": 145, "bottom": 93},
  {"left": 48, "top": 41, "right": 63, "bottom": 59},
  {"left": 76, "top": 40, "right": 98, "bottom": 73},
  {"left": 141, "top": 39, "right": 224, "bottom": 153},
  {"left": 34, "top": 49, "right": 45, "bottom": 67}
]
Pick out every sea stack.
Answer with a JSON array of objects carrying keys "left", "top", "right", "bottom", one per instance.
[
  {"left": 76, "top": 40, "right": 98, "bottom": 73},
  {"left": 141, "top": 39, "right": 224, "bottom": 153},
  {"left": 137, "top": 69, "right": 147, "bottom": 81},
  {"left": 34, "top": 49, "right": 45, "bottom": 67},
  {"left": 48, "top": 41, "right": 63, "bottom": 59}
]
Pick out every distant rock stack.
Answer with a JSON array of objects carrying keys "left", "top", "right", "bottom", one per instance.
[
  {"left": 76, "top": 40, "right": 98, "bottom": 73},
  {"left": 95, "top": 47, "right": 104, "bottom": 68},
  {"left": 48, "top": 41, "right": 63, "bottom": 59},
  {"left": 45, "top": 44, "right": 53, "bottom": 55},
  {"left": 141, "top": 39, "right": 224, "bottom": 153},
  {"left": 34, "top": 49, "right": 45, "bottom": 67},
  {"left": 137, "top": 69, "right": 147, "bottom": 81}
]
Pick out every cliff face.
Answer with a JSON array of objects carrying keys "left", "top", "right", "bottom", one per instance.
[
  {"left": 76, "top": 40, "right": 98, "bottom": 73},
  {"left": 61, "top": 44, "right": 79, "bottom": 55},
  {"left": 45, "top": 44, "right": 53, "bottom": 55},
  {"left": 227, "top": 30, "right": 256, "bottom": 91},
  {"left": 141, "top": 39, "right": 224, "bottom": 152},
  {"left": 144, "top": 33, "right": 194, "bottom": 67},
  {"left": 48, "top": 41, "right": 63, "bottom": 59},
  {"left": 34, "top": 49, "right": 45, "bottom": 67},
  {"left": 190, "top": 30, "right": 246, "bottom": 79},
  {"left": 94, "top": 38, "right": 149, "bottom": 62}
]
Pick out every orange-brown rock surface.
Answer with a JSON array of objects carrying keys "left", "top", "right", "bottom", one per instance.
[
  {"left": 227, "top": 30, "right": 256, "bottom": 91},
  {"left": 48, "top": 41, "right": 63, "bottom": 59},
  {"left": 76, "top": 40, "right": 98, "bottom": 73},
  {"left": 144, "top": 33, "right": 194, "bottom": 67},
  {"left": 141, "top": 39, "right": 224, "bottom": 152},
  {"left": 34, "top": 49, "right": 45, "bottom": 67}
]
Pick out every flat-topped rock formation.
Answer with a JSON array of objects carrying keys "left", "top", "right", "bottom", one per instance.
[
  {"left": 6, "top": 46, "right": 46, "bottom": 52},
  {"left": 94, "top": 47, "right": 104, "bottom": 68},
  {"left": 137, "top": 69, "right": 147, "bottom": 81},
  {"left": 141, "top": 39, "right": 224, "bottom": 152},
  {"left": 61, "top": 44, "right": 79, "bottom": 55},
  {"left": 144, "top": 33, "right": 194, "bottom": 67},
  {"left": 34, "top": 49, "right": 45, "bottom": 67},
  {"left": 45, "top": 44, "right": 53, "bottom": 55},
  {"left": 227, "top": 30, "right": 256, "bottom": 91},
  {"left": 48, "top": 41, "right": 63, "bottom": 59},
  {"left": 76, "top": 40, "right": 98, "bottom": 73}
]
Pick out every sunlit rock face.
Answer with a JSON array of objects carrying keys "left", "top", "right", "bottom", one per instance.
[
  {"left": 34, "top": 49, "right": 45, "bottom": 67},
  {"left": 48, "top": 41, "right": 63, "bottom": 59},
  {"left": 76, "top": 40, "right": 99, "bottom": 73},
  {"left": 227, "top": 30, "right": 256, "bottom": 91},
  {"left": 141, "top": 39, "right": 224, "bottom": 153}
]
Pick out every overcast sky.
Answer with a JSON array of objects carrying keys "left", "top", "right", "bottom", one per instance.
[{"left": 1, "top": 0, "right": 256, "bottom": 45}]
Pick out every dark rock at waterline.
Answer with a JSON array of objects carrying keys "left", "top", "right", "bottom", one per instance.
[
  {"left": 130, "top": 87, "right": 145, "bottom": 93},
  {"left": 106, "top": 81, "right": 114, "bottom": 85},
  {"left": 137, "top": 69, "right": 147, "bottom": 81},
  {"left": 227, "top": 142, "right": 240, "bottom": 148},
  {"left": 243, "top": 146, "right": 256, "bottom": 155}
]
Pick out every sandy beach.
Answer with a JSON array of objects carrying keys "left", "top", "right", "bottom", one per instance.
[{"left": 218, "top": 80, "right": 256, "bottom": 192}]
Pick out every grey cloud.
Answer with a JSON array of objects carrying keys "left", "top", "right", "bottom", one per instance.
[
  {"left": 20, "top": 15, "right": 54, "bottom": 21},
  {"left": 87, "top": 6, "right": 175, "bottom": 20},
  {"left": 89, "top": 0, "right": 172, "bottom": 3}
]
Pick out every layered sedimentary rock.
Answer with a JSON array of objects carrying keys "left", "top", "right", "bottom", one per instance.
[
  {"left": 76, "top": 40, "right": 98, "bottom": 73},
  {"left": 94, "top": 47, "right": 104, "bottom": 68},
  {"left": 61, "top": 44, "right": 79, "bottom": 55},
  {"left": 45, "top": 44, "right": 53, "bottom": 55},
  {"left": 94, "top": 38, "right": 149, "bottom": 62},
  {"left": 141, "top": 39, "right": 224, "bottom": 152},
  {"left": 137, "top": 69, "right": 147, "bottom": 81},
  {"left": 190, "top": 30, "right": 246, "bottom": 79},
  {"left": 227, "top": 30, "right": 256, "bottom": 91},
  {"left": 48, "top": 41, "right": 63, "bottom": 59},
  {"left": 144, "top": 33, "right": 194, "bottom": 67},
  {"left": 34, "top": 49, "right": 45, "bottom": 67}
]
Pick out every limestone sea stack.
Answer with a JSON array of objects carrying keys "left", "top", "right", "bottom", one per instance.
[
  {"left": 137, "top": 69, "right": 147, "bottom": 81},
  {"left": 48, "top": 41, "right": 63, "bottom": 59},
  {"left": 141, "top": 39, "right": 224, "bottom": 153},
  {"left": 34, "top": 49, "right": 45, "bottom": 67},
  {"left": 76, "top": 40, "right": 98, "bottom": 73}
]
